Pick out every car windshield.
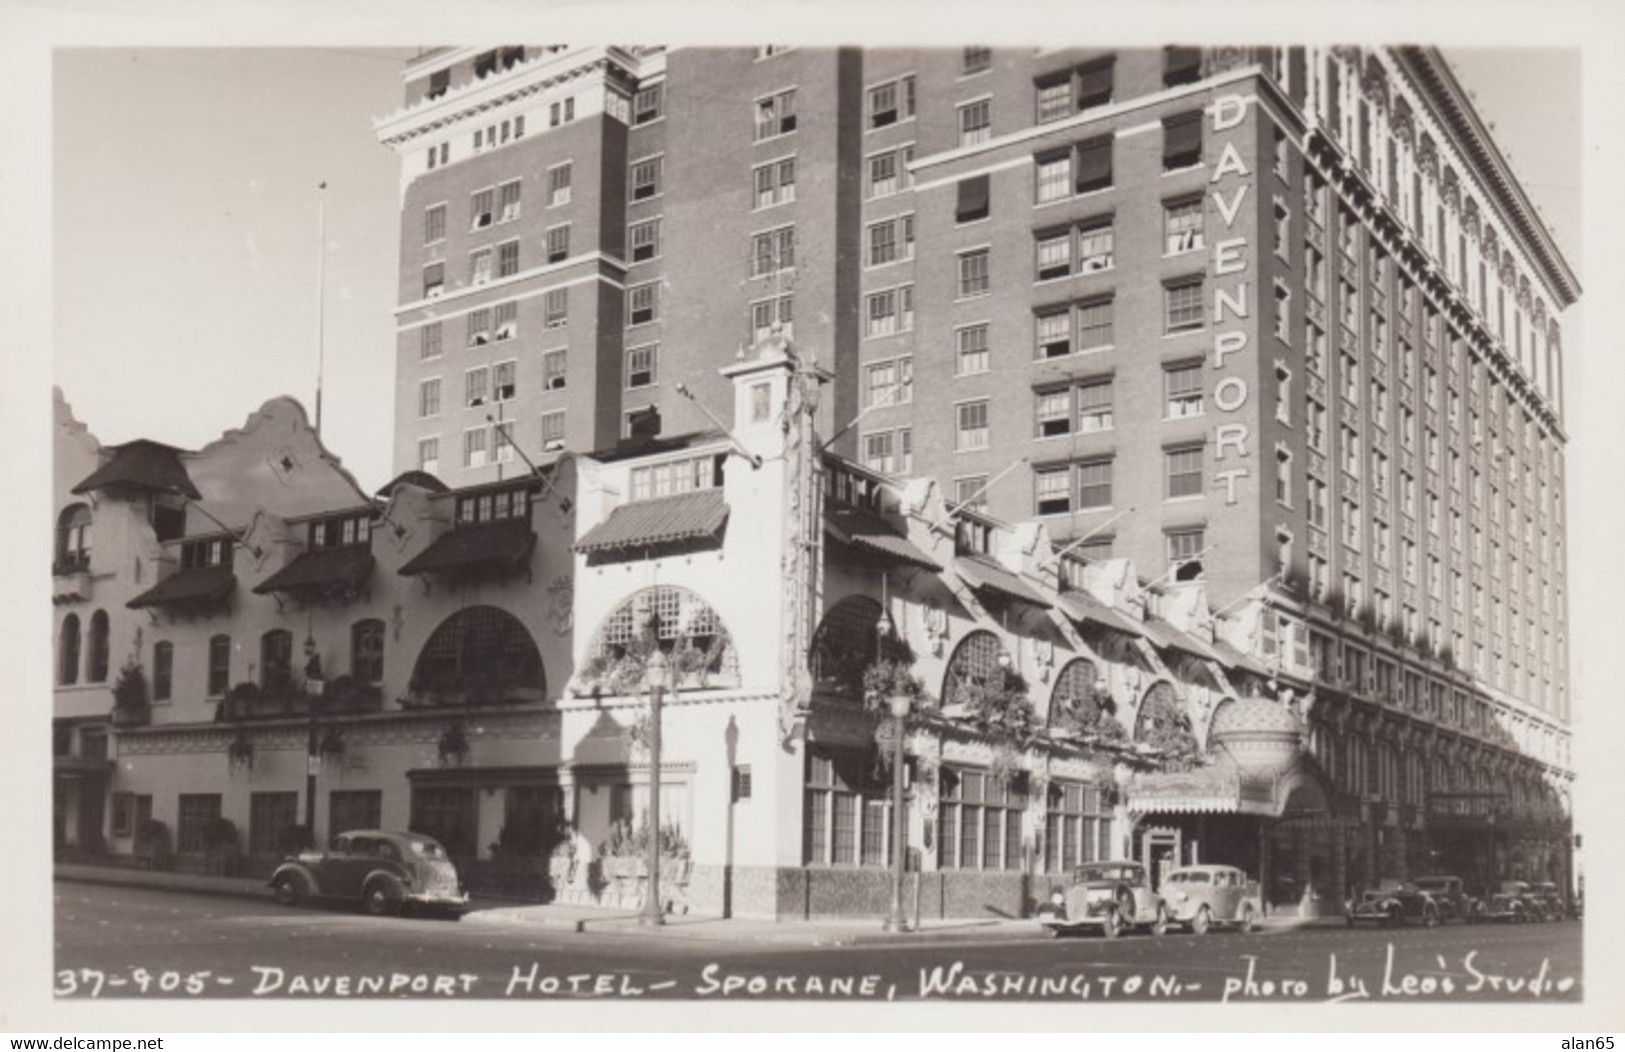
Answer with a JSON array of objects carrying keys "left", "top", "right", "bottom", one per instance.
[
  {"left": 1414, "top": 879, "right": 1450, "bottom": 891},
  {"left": 1076, "top": 864, "right": 1138, "bottom": 882},
  {"left": 1169, "top": 871, "right": 1211, "bottom": 884}
]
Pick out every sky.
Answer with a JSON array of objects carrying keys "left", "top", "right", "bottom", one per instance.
[{"left": 52, "top": 46, "right": 1583, "bottom": 495}]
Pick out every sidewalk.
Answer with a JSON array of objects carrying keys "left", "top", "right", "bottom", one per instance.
[{"left": 54, "top": 863, "right": 1345, "bottom": 947}]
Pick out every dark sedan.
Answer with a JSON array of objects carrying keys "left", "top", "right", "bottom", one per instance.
[{"left": 269, "top": 830, "right": 467, "bottom": 917}]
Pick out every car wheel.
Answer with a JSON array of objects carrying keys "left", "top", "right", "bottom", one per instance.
[
  {"left": 1423, "top": 907, "right": 1439, "bottom": 929},
  {"left": 363, "top": 881, "right": 397, "bottom": 917},
  {"left": 1240, "top": 904, "right": 1257, "bottom": 934},
  {"left": 1101, "top": 908, "right": 1122, "bottom": 940},
  {"left": 1151, "top": 906, "right": 1168, "bottom": 937},
  {"left": 272, "top": 875, "right": 303, "bottom": 908},
  {"left": 1192, "top": 906, "right": 1211, "bottom": 936}
]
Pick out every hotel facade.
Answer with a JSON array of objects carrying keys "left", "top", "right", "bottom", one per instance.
[{"left": 49, "top": 44, "right": 1576, "bottom": 920}]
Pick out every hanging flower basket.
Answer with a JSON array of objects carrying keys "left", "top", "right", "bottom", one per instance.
[
  {"left": 438, "top": 722, "right": 469, "bottom": 766},
  {"left": 227, "top": 731, "right": 254, "bottom": 772},
  {"left": 318, "top": 727, "right": 347, "bottom": 761}
]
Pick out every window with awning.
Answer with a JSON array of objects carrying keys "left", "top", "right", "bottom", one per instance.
[
  {"left": 955, "top": 174, "right": 990, "bottom": 224},
  {"left": 1163, "top": 46, "right": 1202, "bottom": 87},
  {"left": 1074, "top": 136, "right": 1112, "bottom": 194},
  {"left": 1163, "top": 112, "right": 1203, "bottom": 171}
]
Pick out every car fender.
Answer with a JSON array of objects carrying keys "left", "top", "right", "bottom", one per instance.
[
  {"left": 269, "top": 862, "right": 319, "bottom": 895},
  {"left": 362, "top": 868, "right": 407, "bottom": 896}
]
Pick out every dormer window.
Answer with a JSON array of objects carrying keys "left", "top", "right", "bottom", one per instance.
[
  {"left": 953, "top": 516, "right": 993, "bottom": 557},
  {"left": 180, "top": 537, "right": 231, "bottom": 569},
  {"left": 474, "top": 50, "right": 499, "bottom": 79},
  {"left": 454, "top": 484, "right": 533, "bottom": 525},
  {"left": 55, "top": 504, "right": 93, "bottom": 574},
  {"left": 427, "top": 69, "right": 449, "bottom": 100},
  {"left": 629, "top": 453, "right": 725, "bottom": 502},
  {"left": 307, "top": 513, "right": 373, "bottom": 550}
]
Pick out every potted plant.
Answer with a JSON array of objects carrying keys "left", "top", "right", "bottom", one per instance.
[
  {"left": 202, "top": 817, "right": 239, "bottom": 876},
  {"left": 547, "top": 822, "right": 580, "bottom": 900},
  {"left": 134, "top": 818, "right": 171, "bottom": 870}
]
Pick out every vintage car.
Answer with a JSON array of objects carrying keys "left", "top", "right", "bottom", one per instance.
[
  {"left": 1345, "top": 882, "right": 1441, "bottom": 928},
  {"left": 269, "top": 830, "right": 467, "bottom": 917},
  {"left": 1529, "top": 882, "right": 1567, "bottom": 922},
  {"left": 1481, "top": 880, "right": 1540, "bottom": 923},
  {"left": 1160, "top": 865, "right": 1262, "bottom": 934},
  {"left": 1410, "top": 875, "right": 1481, "bottom": 924},
  {"left": 1037, "top": 860, "right": 1167, "bottom": 939}
]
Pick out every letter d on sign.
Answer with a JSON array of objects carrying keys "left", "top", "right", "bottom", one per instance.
[{"left": 1212, "top": 95, "right": 1248, "bottom": 131}]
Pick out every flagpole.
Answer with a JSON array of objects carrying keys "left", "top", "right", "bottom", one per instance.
[{"left": 315, "top": 180, "right": 328, "bottom": 439}]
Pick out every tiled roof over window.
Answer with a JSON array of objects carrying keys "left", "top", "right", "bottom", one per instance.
[
  {"left": 72, "top": 440, "right": 200, "bottom": 499},
  {"left": 952, "top": 555, "right": 1051, "bottom": 609},
  {"left": 824, "top": 505, "right": 940, "bottom": 571},
  {"left": 1141, "top": 617, "right": 1223, "bottom": 664},
  {"left": 398, "top": 519, "right": 535, "bottom": 577},
  {"left": 1054, "top": 589, "right": 1144, "bottom": 638},
  {"left": 253, "top": 545, "right": 375, "bottom": 596},
  {"left": 126, "top": 566, "right": 235, "bottom": 610},
  {"left": 575, "top": 489, "right": 728, "bottom": 554}
]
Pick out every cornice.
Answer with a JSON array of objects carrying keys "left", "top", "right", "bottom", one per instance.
[{"left": 1391, "top": 47, "right": 1580, "bottom": 309}]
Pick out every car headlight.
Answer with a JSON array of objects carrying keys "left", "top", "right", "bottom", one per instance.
[{"left": 1050, "top": 890, "right": 1065, "bottom": 907}]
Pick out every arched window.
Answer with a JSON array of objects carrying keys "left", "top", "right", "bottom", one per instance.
[
  {"left": 55, "top": 504, "right": 93, "bottom": 573},
  {"left": 58, "top": 614, "right": 81, "bottom": 685},
  {"left": 1134, "top": 681, "right": 1196, "bottom": 761},
  {"left": 351, "top": 619, "right": 385, "bottom": 683},
  {"left": 585, "top": 586, "right": 738, "bottom": 687},
  {"left": 260, "top": 629, "right": 293, "bottom": 693},
  {"left": 152, "top": 641, "right": 173, "bottom": 702},
  {"left": 86, "top": 610, "right": 110, "bottom": 684},
  {"left": 411, "top": 605, "right": 545, "bottom": 704},
  {"left": 809, "top": 595, "right": 883, "bottom": 694},
  {"left": 1049, "top": 658, "right": 1108, "bottom": 730},
  {"left": 942, "top": 630, "right": 1003, "bottom": 708}
]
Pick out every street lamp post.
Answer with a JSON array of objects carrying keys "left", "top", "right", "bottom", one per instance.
[
  {"left": 302, "top": 635, "right": 323, "bottom": 839},
  {"left": 640, "top": 648, "right": 669, "bottom": 927},
  {"left": 883, "top": 693, "right": 911, "bottom": 933}
]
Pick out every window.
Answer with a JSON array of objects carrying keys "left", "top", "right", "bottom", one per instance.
[
  {"left": 548, "top": 97, "right": 576, "bottom": 126},
  {"left": 1163, "top": 46, "right": 1202, "bottom": 87},
  {"left": 954, "top": 476, "right": 989, "bottom": 512},
  {"left": 1164, "top": 278, "right": 1204, "bottom": 332},
  {"left": 956, "top": 400, "right": 990, "bottom": 451},
  {"left": 540, "top": 410, "right": 566, "bottom": 453},
  {"left": 1035, "top": 466, "right": 1071, "bottom": 515},
  {"left": 866, "top": 357, "right": 913, "bottom": 407},
  {"left": 633, "top": 82, "right": 663, "bottom": 124},
  {"left": 1045, "top": 781, "right": 1109, "bottom": 871},
  {"left": 1034, "top": 151, "right": 1072, "bottom": 203},
  {"left": 1035, "top": 230, "right": 1071, "bottom": 281},
  {"left": 1274, "top": 282, "right": 1291, "bottom": 341},
  {"left": 1164, "top": 197, "right": 1203, "bottom": 254},
  {"left": 418, "top": 322, "right": 443, "bottom": 361},
  {"left": 1074, "top": 136, "right": 1112, "bottom": 194},
  {"left": 936, "top": 767, "right": 1026, "bottom": 871},
  {"left": 1275, "top": 448, "right": 1292, "bottom": 506},
  {"left": 866, "top": 75, "right": 916, "bottom": 129},
  {"left": 628, "top": 218, "right": 661, "bottom": 263},
  {"left": 418, "top": 378, "right": 441, "bottom": 418},
  {"left": 753, "top": 157, "right": 797, "bottom": 209},
  {"left": 958, "top": 98, "right": 992, "bottom": 147},
  {"left": 1166, "top": 446, "right": 1203, "bottom": 499},
  {"left": 1272, "top": 197, "right": 1290, "bottom": 257},
  {"left": 543, "top": 288, "right": 567, "bottom": 330},
  {"left": 1036, "top": 389, "right": 1071, "bottom": 438},
  {"left": 177, "top": 794, "right": 222, "bottom": 855},
  {"left": 1307, "top": 399, "right": 1327, "bottom": 452},
  {"left": 1308, "top": 477, "right": 1327, "bottom": 529},
  {"left": 626, "top": 345, "right": 657, "bottom": 389},
  {"left": 955, "top": 174, "right": 990, "bottom": 223},
  {"left": 1167, "top": 528, "right": 1206, "bottom": 579},
  {"left": 867, "top": 145, "right": 914, "bottom": 199},
  {"left": 466, "top": 308, "right": 492, "bottom": 347},
  {"left": 548, "top": 163, "right": 572, "bottom": 206},
  {"left": 463, "top": 428, "right": 488, "bottom": 468},
  {"left": 751, "top": 294, "right": 793, "bottom": 342},
  {"left": 628, "top": 283, "right": 659, "bottom": 326},
  {"left": 1275, "top": 364, "right": 1292, "bottom": 424},
  {"left": 862, "top": 428, "right": 913, "bottom": 475},
  {"left": 1162, "top": 112, "right": 1202, "bottom": 170},
  {"left": 543, "top": 349, "right": 567, "bottom": 390},
  {"left": 417, "top": 437, "right": 439, "bottom": 475},
  {"left": 1165, "top": 362, "right": 1204, "bottom": 418},
  {"left": 864, "top": 286, "right": 914, "bottom": 338},
  {"left": 546, "top": 225, "right": 570, "bottom": 264},
  {"left": 424, "top": 203, "right": 446, "bottom": 244},
  {"left": 1076, "top": 458, "right": 1113, "bottom": 509},
  {"left": 206, "top": 634, "right": 231, "bottom": 697},
  {"left": 630, "top": 156, "right": 663, "bottom": 201},
  {"left": 493, "top": 361, "right": 516, "bottom": 402},
  {"left": 751, "top": 226, "right": 796, "bottom": 277},
  {"left": 349, "top": 619, "right": 384, "bottom": 684},
  {"left": 867, "top": 214, "right": 914, "bottom": 267},
  {"left": 260, "top": 629, "right": 292, "bottom": 693},
  {"left": 755, "top": 89, "right": 797, "bottom": 140},
  {"left": 465, "top": 368, "right": 489, "bottom": 408},
  {"left": 423, "top": 262, "right": 444, "bottom": 299},
  {"left": 804, "top": 748, "right": 893, "bottom": 867},
  {"left": 498, "top": 180, "right": 521, "bottom": 222},
  {"left": 57, "top": 615, "right": 80, "bottom": 685},
  {"left": 470, "top": 188, "right": 495, "bottom": 230},
  {"left": 963, "top": 47, "right": 992, "bottom": 75},
  {"left": 958, "top": 249, "right": 990, "bottom": 298},
  {"left": 957, "top": 324, "right": 990, "bottom": 375}
]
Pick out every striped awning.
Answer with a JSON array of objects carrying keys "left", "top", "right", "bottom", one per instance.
[
  {"left": 953, "top": 556, "right": 1051, "bottom": 609},
  {"left": 1140, "top": 617, "right": 1223, "bottom": 664},
  {"left": 825, "top": 506, "right": 940, "bottom": 571},
  {"left": 1054, "top": 589, "right": 1145, "bottom": 638},
  {"left": 254, "top": 545, "right": 375, "bottom": 596},
  {"left": 399, "top": 519, "right": 535, "bottom": 576},
  {"left": 574, "top": 489, "right": 729, "bottom": 554},
  {"left": 127, "top": 565, "right": 235, "bottom": 610}
]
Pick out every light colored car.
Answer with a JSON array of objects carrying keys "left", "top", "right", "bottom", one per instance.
[
  {"left": 1161, "top": 864, "right": 1262, "bottom": 934},
  {"left": 1037, "top": 860, "right": 1167, "bottom": 939},
  {"left": 269, "top": 830, "right": 467, "bottom": 917},
  {"left": 1411, "top": 875, "right": 1481, "bottom": 923}
]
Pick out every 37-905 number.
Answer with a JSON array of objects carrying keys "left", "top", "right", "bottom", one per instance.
[{"left": 56, "top": 967, "right": 219, "bottom": 997}]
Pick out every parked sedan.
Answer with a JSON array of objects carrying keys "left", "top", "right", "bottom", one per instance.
[
  {"left": 1410, "top": 875, "right": 1481, "bottom": 924},
  {"left": 1528, "top": 882, "right": 1567, "bottom": 922},
  {"left": 1161, "top": 865, "right": 1262, "bottom": 934},
  {"left": 1346, "top": 883, "right": 1441, "bottom": 928},
  {"left": 1480, "top": 881, "right": 1538, "bottom": 923},
  {"left": 1037, "top": 861, "right": 1167, "bottom": 939},
  {"left": 269, "top": 830, "right": 467, "bottom": 917}
]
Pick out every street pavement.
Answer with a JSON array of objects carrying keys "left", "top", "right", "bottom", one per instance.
[{"left": 53, "top": 871, "right": 1582, "bottom": 1003}]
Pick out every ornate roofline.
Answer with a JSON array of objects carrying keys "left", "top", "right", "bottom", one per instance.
[{"left": 1393, "top": 47, "right": 1581, "bottom": 308}]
